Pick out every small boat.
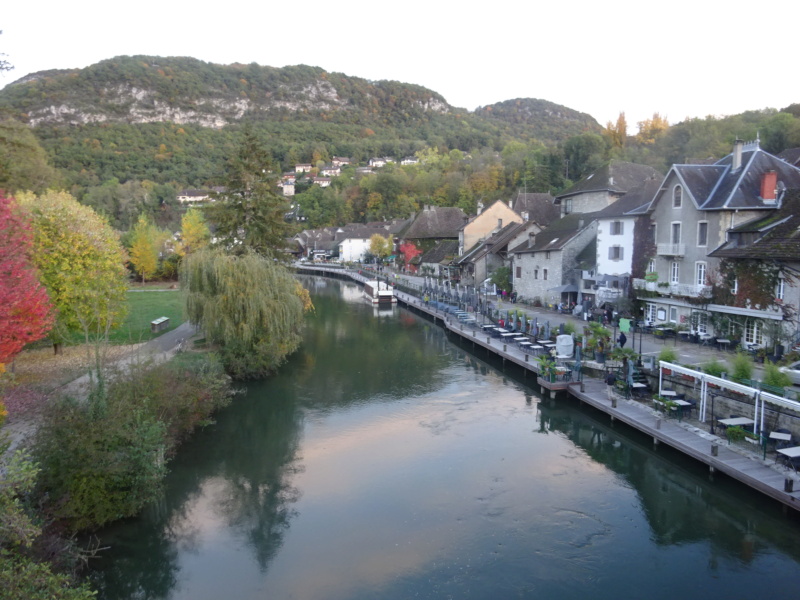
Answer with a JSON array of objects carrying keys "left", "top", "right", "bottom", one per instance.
[{"left": 363, "top": 280, "right": 396, "bottom": 304}]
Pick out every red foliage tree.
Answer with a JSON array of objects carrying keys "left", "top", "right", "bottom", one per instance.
[
  {"left": 0, "top": 193, "right": 54, "bottom": 365},
  {"left": 399, "top": 241, "right": 422, "bottom": 268}
]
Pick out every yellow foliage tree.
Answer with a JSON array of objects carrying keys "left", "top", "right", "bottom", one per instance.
[
  {"left": 635, "top": 113, "right": 670, "bottom": 145},
  {"left": 605, "top": 112, "right": 628, "bottom": 148},
  {"left": 177, "top": 208, "right": 210, "bottom": 256},
  {"left": 129, "top": 215, "right": 160, "bottom": 285}
]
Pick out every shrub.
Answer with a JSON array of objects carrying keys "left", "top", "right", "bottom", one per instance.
[
  {"left": 763, "top": 360, "right": 792, "bottom": 389},
  {"left": 658, "top": 347, "right": 678, "bottom": 364},
  {"left": 0, "top": 551, "right": 95, "bottom": 600},
  {"left": 32, "top": 353, "right": 233, "bottom": 531},
  {"left": 702, "top": 359, "right": 726, "bottom": 378},
  {"left": 729, "top": 351, "right": 754, "bottom": 383},
  {"left": 562, "top": 321, "right": 576, "bottom": 336}
]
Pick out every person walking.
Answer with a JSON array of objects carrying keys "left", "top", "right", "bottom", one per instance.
[{"left": 618, "top": 332, "right": 627, "bottom": 348}]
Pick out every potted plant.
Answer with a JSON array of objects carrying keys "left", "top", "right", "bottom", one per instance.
[
  {"left": 536, "top": 353, "right": 557, "bottom": 383},
  {"left": 729, "top": 351, "right": 754, "bottom": 383},
  {"left": 587, "top": 322, "right": 611, "bottom": 363}
]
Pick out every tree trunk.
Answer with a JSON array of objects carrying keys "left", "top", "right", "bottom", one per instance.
[{"left": 53, "top": 342, "right": 62, "bottom": 355}]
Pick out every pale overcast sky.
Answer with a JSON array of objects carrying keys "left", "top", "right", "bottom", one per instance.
[{"left": 2, "top": 0, "right": 796, "bottom": 133}]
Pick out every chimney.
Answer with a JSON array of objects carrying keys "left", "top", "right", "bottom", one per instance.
[
  {"left": 528, "top": 232, "right": 536, "bottom": 249},
  {"left": 508, "top": 199, "right": 513, "bottom": 209},
  {"left": 761, "top": 170, "right": 778, "bottom": 202},
  {"left": 732, "top": 139, "right": 744, "bottom": 171}
]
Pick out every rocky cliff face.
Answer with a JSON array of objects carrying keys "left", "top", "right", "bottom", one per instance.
[{"left": 2, "top": 56, "right": 451, "bottom": 129}]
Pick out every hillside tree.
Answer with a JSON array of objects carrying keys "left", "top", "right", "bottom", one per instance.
[
  {"left": 369, "top": 234, "right": 392, "bottom": 261},
  {"left": 205, "top": 126, "right": 290, "bottom": 259}
]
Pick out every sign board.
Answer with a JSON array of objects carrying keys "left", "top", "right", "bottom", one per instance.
[{"left": 645, "top": 272, "right": 658, "bottom": 282}]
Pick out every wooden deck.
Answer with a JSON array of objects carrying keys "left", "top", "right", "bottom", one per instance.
[{"left": 299, "top": 266, "right": 800, "bottom": 512}]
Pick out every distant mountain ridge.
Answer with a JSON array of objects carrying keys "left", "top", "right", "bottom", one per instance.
[{"left": 0, "top": 55, "right": 600, "bottom": 141}]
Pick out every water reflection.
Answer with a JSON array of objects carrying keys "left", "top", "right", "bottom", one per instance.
[{"left": 90, "top": 278, "right": 800, "bottom": 600}]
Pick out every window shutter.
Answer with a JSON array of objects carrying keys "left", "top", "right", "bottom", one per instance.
[
  {"left": 608, "top": 247, "right": 613, "bottom": 259},
  {"left": 620, "top": 247, "right": 624, "bottom": 260}
]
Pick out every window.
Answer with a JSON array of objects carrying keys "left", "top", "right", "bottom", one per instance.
[
  {"left": 745, "top": 320, "right": 763, "bottom": 345},
  {"left": 671, "top": 262, "right": 679, "bottom": 284},
  {"left": 516, "top": 266, "right": 521, "bottom": 279},
  {"left": 697, "top": 222, "right": 708, "bottom": 247},
  {"left": 563, "top": 198, "right": 573, "bottom": 215},
  {"left": 673, "top": 185, "right": 682, "bottom": 208},
  {"left": 669, "top": 307, "right": 678, "bottom": 323},
  {"left": 545, "top": 251, "right": 551, "bottom": 259},
  {"left": 534, "top": 269, "right": 539, "bottom": 280},
  {"left": 646, "top": 304, "right": 657, "bottom": 323},
  {"left": 731, "top": 278, "right": 738, "bottom": 295},
  {"left": 609, "top": 246, "right": 624, "bottom": 261},
  {"left": 657, "top": 308, "right": 667, "bottom": 321},
  {"left": 695, "top": 312, "right": 709, "bottom": 334},
  {"left": 695, "top": 262, "right": 706, "bottom": 287},
  {"left": 610, "top": 220, "right": 624, "bottom": 235},
  {"left": 671, "top": 222, "right": 681, "bottom": 244},
  {"left": 647, "top": 258, "right": 656, "bottom": 273},
  {"left": 776, "top": 279, "right": 785, "bottom": 301},
  {"left": 543, "top": 269, "right": 548, "bottom": 280}
]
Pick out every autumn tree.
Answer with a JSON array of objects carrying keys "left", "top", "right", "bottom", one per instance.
[
  {"left": 205, "top": 126, "right": 290, "bottom": 259},
  {"left": 17, "top": 190, "right": 128, "bottom": 353},
  {"left": 129, "top": 214, "right": 160, "bottom": 285},
  {"left": 605, "top": 112, "right": 628, "bottom": 149},
  {"left": 0, "top": 194, "right": 54, "bottom": 369},
  {"left": 398, "top": 241, "right": 422, "bottom": 268},
  {"left": 182, "top": 248, "right": 306, "bottom": 378},
  {"left": 369, "top": 234, "right": 393, "bottom": 262},
  {"left": 635, "top": 113, "right": 670, "bottom": 145},
  {"left": 177, "top": 208, "right": 211, "bottom": 256}
]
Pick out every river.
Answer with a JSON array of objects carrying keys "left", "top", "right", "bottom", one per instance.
[{"left": 89, "top": 277, "right": 800, "bottom": 599}]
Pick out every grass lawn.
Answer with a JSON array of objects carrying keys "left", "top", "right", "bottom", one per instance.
[{"left": 109, "top": 290, "right": 186, "bottom": 344}]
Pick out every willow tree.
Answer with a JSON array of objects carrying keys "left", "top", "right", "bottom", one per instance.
[{"left": 182, "top": 248, "right": 304, "bottom": 379}]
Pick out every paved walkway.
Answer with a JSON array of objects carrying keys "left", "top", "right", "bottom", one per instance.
[{"left": 2, "top": 322, "right": 197, "bottom": 457}]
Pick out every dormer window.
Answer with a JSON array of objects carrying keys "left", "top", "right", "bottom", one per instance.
[{"left": 673, "top": 185, "right": 682, "bottom": 208}]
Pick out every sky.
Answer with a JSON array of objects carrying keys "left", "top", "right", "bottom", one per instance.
[{"left": 2, "top": 0, "right": 797, "bottom": 133}]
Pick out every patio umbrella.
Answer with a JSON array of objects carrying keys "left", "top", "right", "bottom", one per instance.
[{"left": 544, "top": 322, "right": 551, "bottom": 340}]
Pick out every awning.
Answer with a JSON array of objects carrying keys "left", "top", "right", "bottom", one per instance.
[{"left": 548, "top": 284, "right": 578, "bottom": 293}]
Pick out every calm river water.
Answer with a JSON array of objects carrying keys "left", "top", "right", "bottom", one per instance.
[{"left": 90, "top": 277, "right": 800, "bottom": 599}]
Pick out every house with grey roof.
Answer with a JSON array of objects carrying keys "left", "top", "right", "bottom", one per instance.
[
  {"left": 400, "top": 205, "right": 468, "bottom": 246},
  {"left": 416, "top": 240, "right": 459, "bottom": 277},
  {"left": 454, "top": 221, "right": 531, "bottom": 286},
  {"left": 554, "top": 161, "right": 662, "bottom": 217},
  {"left": 588, "top": 176, "right": 662, "bottom": 306},
  {"left": 507, "top": 213, "right": 598, "bottom": 307},
  {"left": 633, "top": 140, "right": 800, "bottom": 347},
  {"left": 512, "top": 191, "right": 560, "bottom": 227}
]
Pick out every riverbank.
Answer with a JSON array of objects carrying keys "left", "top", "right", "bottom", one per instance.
[{"left": 298, "top": 264, "right": 800, "bottom": 513}]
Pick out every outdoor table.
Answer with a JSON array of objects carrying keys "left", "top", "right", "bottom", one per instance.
[
  {"left": 481, "top": 325, "right": 494, "bottom": 331},
  {"left": 770, "top": 432, "right": 792, "bottom": 442},
  {"left": 673, "top": 399, "right": 691, "bottom": 420},
  {"left": 500, "top": 332, "right": 516, "bottom": 340},
  {"left": 540, "top": 341, "right": 556, "bottom": 347},
  {"left": 519, "top": 342, "right": 533, "bottom": 353},
  {"left": 717, "top": 339, "right": 731, "bottom": 351},
  {"left": 513, "top": 337, "right": 528, "bottom": 344},
  {"left": 530, "top": 345, "right": 544, "bottom": 355},
  {"left": 660, "top": 390, "right": 677, "bottom": 397},
  {"left": 776, "top": 446, "right": 800, "bottom": 469},
  {"left": 718, "top": 417, "right": 755, "bottom": 428},
  {"left": 631, "top": 382, "right": 648, "bottom": 397}
]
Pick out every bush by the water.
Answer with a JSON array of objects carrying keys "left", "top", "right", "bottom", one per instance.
[{"left": 32, "top": 353, "right": 233, "bottom": 531}]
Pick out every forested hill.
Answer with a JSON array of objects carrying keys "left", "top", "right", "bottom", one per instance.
[
  {"left": 0, "top": 56, "right": 601, "bottom": 184},
  {"left": 474, "top": 98, "right": 601, "bottom": 143}
]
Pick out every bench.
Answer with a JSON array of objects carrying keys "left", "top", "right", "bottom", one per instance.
[{"left": 150, "top": 316, "right": 170, "bottom": 333}]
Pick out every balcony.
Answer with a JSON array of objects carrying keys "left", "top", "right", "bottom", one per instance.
[
  {"left": 657, "top": 243, "right": 686, "bottom": 257},
  {"left": 633, "top": 278, "right": 710, "bottom": 298}
]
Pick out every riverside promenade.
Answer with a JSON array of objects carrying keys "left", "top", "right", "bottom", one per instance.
[{"left": 297, "top": 264, "right": 800, "bottom": 513}]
